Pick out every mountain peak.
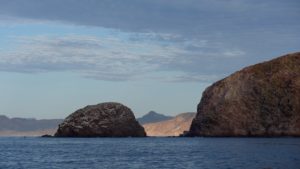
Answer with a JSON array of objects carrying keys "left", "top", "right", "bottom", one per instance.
[
  {"left": 137, "top": 111, "right": 173, "bottom": 125},
  {"left": 148, "top": 111, "right": 158, "bottom": 115}
]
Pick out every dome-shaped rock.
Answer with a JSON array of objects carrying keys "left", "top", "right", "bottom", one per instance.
[
  {"left": 189, "top": 52, "right": 300, "bottom": 137},
  {"left": 55, "top": 102, "right": 146, "bottom": 137}
]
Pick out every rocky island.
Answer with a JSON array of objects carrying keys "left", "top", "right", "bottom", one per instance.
[
  {"left": 188, "top": 52, "right": 300, "bottom": 137},
  {"left": 55, "top": 102, "right": 146, "bottom": 137}
]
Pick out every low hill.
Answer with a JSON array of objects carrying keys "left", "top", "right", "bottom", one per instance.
[
  {"left": 143, "top": 112, "right": 196, "bottom": 136},
  {"left": 0, "top": 115, "right": 62, "bottom": 132},
  {"left": 0, "top": 129, "right": 57, "bottom": 137}
]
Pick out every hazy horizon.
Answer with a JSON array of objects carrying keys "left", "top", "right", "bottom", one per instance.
[{"left": 0, "top": 0, "right": 299, "bottom": 119}]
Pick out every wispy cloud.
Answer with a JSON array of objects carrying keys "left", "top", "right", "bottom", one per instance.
[
  {"left": 0, "top": 0, "right": 299, "bottom": 82},
  {"left": 0, "top": 34, "right": 245, "bottom": 82}
]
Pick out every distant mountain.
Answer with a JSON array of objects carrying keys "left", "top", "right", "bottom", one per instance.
[
  {"left": 137, "top": 111, "right": 173, "bottom": 125},
  {"left": 0, "top": 115, "right": 62, "bottom": 132},
  {"left": 143, "top": 112, "right": 196, "bottom": 136},
  {"left": 0, "top": 128, "right": 57, "bottom": 137}
]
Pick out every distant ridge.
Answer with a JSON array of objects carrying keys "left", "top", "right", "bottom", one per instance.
[
  {"left": 137, "top": 111, "right": 173, "bottom": 125},
  {"left": 0, "top": 129, "right": 57, "bottom": 137},
  {"left": 0, "top": 115, "right": 62, "bottom": 132}
]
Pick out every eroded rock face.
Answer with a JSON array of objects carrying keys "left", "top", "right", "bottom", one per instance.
[
  {"left": 55, "top": 102, "right": 146, "bottom": 137},
  {"left": 189, "top": 52, "right": 300, "bottom": 136}
]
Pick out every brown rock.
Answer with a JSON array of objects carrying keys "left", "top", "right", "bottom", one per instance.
[
  {"left": 189, "top": 52, "right": 300, "bottom": 136},
  {"left": 143, "top": 112, "right": 195, "bottom": 136},
  {"left": 55, "top": 102, "right": 146, "bottom": 137}
]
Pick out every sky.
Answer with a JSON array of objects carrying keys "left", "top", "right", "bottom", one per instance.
[{"left": 0, "top": 0, "right": 299, "bottom": 119}]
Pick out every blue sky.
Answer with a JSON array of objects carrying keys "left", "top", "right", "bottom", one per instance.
[{"left": 0, "top": 0, "right": 299, "bottom": 119}]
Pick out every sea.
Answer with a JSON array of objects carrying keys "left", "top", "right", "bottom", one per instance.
[{"left": 0, "top": 137, "right": 299, "bottom": 169}]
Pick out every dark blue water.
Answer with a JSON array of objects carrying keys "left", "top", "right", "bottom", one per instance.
[{"left": 0, "top": 137, "right": 299, "bottom": 169}]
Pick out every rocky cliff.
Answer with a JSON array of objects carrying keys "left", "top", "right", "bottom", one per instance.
[
  {"left": 55, "top": 102, "right": 146, "bottom": 137},
  {"left": 143, "top": 112, "right": 195, "bottom": 136},
  {"left": 189, "top": 52, "right": 300, "bottom": 136}
]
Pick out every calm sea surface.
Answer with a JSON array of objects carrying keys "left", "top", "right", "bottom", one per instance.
[{"left": 0, "top": 137, "right": 299, "bottom": 169}]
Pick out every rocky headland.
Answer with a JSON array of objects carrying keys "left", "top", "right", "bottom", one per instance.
[
  {"left": 55, "top": 102, "right": 146, "bottom": 137},
  {"left": 188, "top": 52, "right": 300, "bottom": 137}
]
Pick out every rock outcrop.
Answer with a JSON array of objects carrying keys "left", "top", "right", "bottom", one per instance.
[
  {"left": 189, "top": 52, "right": 300, "bottom": 136},
  {"left": 55, "top": 102, "right": 146, "bottom": 137},
  {"left": 143, "top": 112, "right": 195, "bottom": 136}
]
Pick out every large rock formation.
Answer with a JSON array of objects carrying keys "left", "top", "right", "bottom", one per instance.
[
  {"left": 143, "top": 112, "right": 195, "bottom": 136},
  {"left": 55, "top": 102, "right": 146, "bottom": 137},
  {"left": 189, "top": 52, "right": 300, "bottom": 136}
]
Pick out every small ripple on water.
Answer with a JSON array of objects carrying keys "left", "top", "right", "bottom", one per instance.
[{"left": 0, "top": 137, "right": 300, "bottom": 169}]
